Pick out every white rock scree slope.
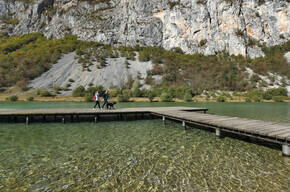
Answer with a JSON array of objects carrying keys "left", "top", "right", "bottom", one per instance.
[{"left": 29, "top": 52, "right": 155, "bottom": 95}]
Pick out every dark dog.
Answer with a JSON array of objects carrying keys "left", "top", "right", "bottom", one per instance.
[{"left": 106, "top": 102, "right": 116, "bottom": 109}]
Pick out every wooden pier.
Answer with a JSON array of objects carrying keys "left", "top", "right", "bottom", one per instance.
[{"left": 0, "top": 107, "right": 289, "bottom": 156}]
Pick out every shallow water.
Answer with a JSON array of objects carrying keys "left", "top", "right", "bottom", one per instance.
[
  {"left": 0, "top": 101, "right": 289, "bottom": 123},
  {"left": 0, "top": 120, "right": 289, "bottom": 191}
]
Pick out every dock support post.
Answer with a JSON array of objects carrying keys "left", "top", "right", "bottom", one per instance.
[
  {"left": 26, "top": 116, "right": 29, "bottom": 125},
  {"left": 282, "top": 145, "right": 290, "bottom": 157},
  {"left": 135, "top": 113, "right": 137, "bottom": 120},
  {"left": 95, "top": 115, "right": 98, "bottom": 123},
  {"left": 141, "top": 113, "right": 144, "bottom": 119},
  {"left": 182, "top": 121, "right": 186, "bottom": 128},
  {"left": 204, "top": 110, "right": 207, "bottom": 114},
  {"left": 43, "top": 115, "right": 46, "bottom": 122},
  {"left": 77, "top": 115, "right": 79, "bottom": 122},
  {"left": 54, "top": 115, "right": 57, "bottom": 122},
  {"left": 216, "top": 128, "right": 221, "bottom": 139},
  {"left": 62, "top": 116, "right": 65, "bottom": 124},
  {"left": 162, "top": 116, "right": 165, "bottom": 124},
  {"left": 124, "top": 114, "right": 127, "bottom": 121},
  {"left": 71, "top": 115, "right": 73, "bottom": 122},
  {"left": 14, "top": 116, "right": 17, "bottom": 122}
]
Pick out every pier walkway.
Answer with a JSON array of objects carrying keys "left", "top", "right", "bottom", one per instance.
[{"left": 0, "top": 107, "right": 289, "bottom": 156}]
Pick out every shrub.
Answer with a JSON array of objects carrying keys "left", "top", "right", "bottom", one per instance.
[
  {"left": 245, "top": 97, "right": 252, "bottom": 102},
  {"left": 250, "top": 74, "right": 260, "bottom": 83},
  {"left": 109, "top": 89, "right": 118, "bottom": 97},
  {"left": 35, "top": 89, "right": 41, "bottom": 95},
  {"left": 86, "top": 87, "right": 97, "bottom": 97},
  {"left": 168, "top": 1, "right": 180, "bottom": 9},
  {"left": 144, "top": 75, "right": 154, "bottom": 85},
  {"left": 196, "top": 0, "right": 206, "bottom": 5},
  {"left": 272, "top": 96, "right": 284, "bottom": 102},
  {"left": 40, "top": 91, "right": 53, "bottom": 97},
  {"left": 72, "top": 86, "right": 86, "bottom": 97},
  {"left": 84, "top": 93, "right": 93, "bottom": 102},
  {"left": 95, "top": 85, "right": 105, "bottom": 95},
  {"left": 26, "top": 96, "right": 34, "bottom": 101},
  {"left": 171, "top": 47, "right": 184, "bottom": 54},
  {"left": 183, "top": 91, "right": 192, "bottom": 102},
  {"left": 258, "top": 0, "right": 265, "bottom": 6},
  {"left": 167, "top": 87, "right": 176, "bottom": 98},
  {"left": 235, "top": 29, "right": 245, "bottom": 37},
  {"left": 138, "top": 51, "right": 150, "bottom": 62},
  {"left": 264, "top": 87, "right": 288, "bottom": 100},
  {"left": 68, "top": 79, "right": 75, "bottom": 82},
  {"left": 262, "top": 92, "right": 272, "bottom": 100},
  {"left": 125, "top": 60, "right": 130, "bottom": 68},
  {"left": 53, "top": 85, "right": 61, "bottom": 91},
  {"left": 199, "top": 39, "right": 207, "bottom": 47},
  {"left": 247, "top": 89, "right": 263, "bottom": 99},
  {"left": 252, "top": 95, "right": 262, "bottom": 102},
  {"left": 7, "top": 95, "right": 18, "bottom": 101},
  {"left": 122, "top": 89, "right": 131, "bottom": 97},
  {"left": 160, "top": 92, "right": 173, "bottom": 102},
  {"left": 216, "top": 96, "right": 226, "bottom": 102},
  {"left": 148, "top": 92, "right": 154, "bottom": 102},
  {"left": 117, "top": 94, "right": 130, "bottom": 102},
  {"left": 2, "top": 17, "right": 20, "bottom": 25}
]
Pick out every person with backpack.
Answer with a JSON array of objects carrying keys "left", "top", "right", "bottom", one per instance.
[
  {"left": 93, "top": 91, "right": 101, "bottom": 110},
  {"left": 102, "top": 90, "right": 109, "bottom": 109}
]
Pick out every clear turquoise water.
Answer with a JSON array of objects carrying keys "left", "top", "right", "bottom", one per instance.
[
  {"left": 0, "top": 120, "right": 289, "bottom": 191},
  {"left": 1, "top": 101, "right": 289, "bottom": 123},
  {"left": 0, "top": 102, "right": 289, "bottom": 191}
]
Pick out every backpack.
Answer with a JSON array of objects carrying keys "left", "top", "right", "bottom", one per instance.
[{"left": 93, "top": 95, "right": 96, "bottom": 100}]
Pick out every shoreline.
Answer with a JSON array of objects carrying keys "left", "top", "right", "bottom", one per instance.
[{"left": 0, "top": 96, "right": 288, "bottom": 103}]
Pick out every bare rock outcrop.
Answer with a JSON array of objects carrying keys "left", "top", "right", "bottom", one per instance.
[{"left": 0, "top": 0, "right": 289, "bottom": 58}]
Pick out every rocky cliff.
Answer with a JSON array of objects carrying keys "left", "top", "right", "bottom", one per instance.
[{"left": 0, "top": 0, "right": 289, "bottom": 58}]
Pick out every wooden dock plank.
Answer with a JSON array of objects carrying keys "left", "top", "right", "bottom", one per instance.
[
  {"left": 1, "top": 107, "right": 289, "bottom": 146},
  {"left": 275, "top": 132, "right": 290, "bottom": 139}
]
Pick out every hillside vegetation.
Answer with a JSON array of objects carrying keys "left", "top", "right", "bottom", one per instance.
[{"left": 0, "top": 33, "right": 289, "bottom": 92}]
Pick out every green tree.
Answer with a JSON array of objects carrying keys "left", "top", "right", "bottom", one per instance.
[
  {"left": 132, "top": 80, "right": 141, "bottom": 97},
  {"left": 126, "top": 74, "right": 134, "bottom": 89}
]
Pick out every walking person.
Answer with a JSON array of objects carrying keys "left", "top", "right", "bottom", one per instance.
[
  {"left": 102, "top": 90, "right": 109, "bottom": 109},
  {"left": 93, "top": 91, "right": 101, "bottom": 110}
]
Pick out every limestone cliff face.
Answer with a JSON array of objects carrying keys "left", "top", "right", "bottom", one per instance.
[{"left": 0, "top": 0, "right": 289, "bottom": 58}]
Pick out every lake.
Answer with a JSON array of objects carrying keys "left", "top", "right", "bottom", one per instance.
[
  {"left": 0, "top": 102, "right": 289, "bottom": 191},
  {"left": 1, "top": 101, "right": 289, "bottom": 123}
]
